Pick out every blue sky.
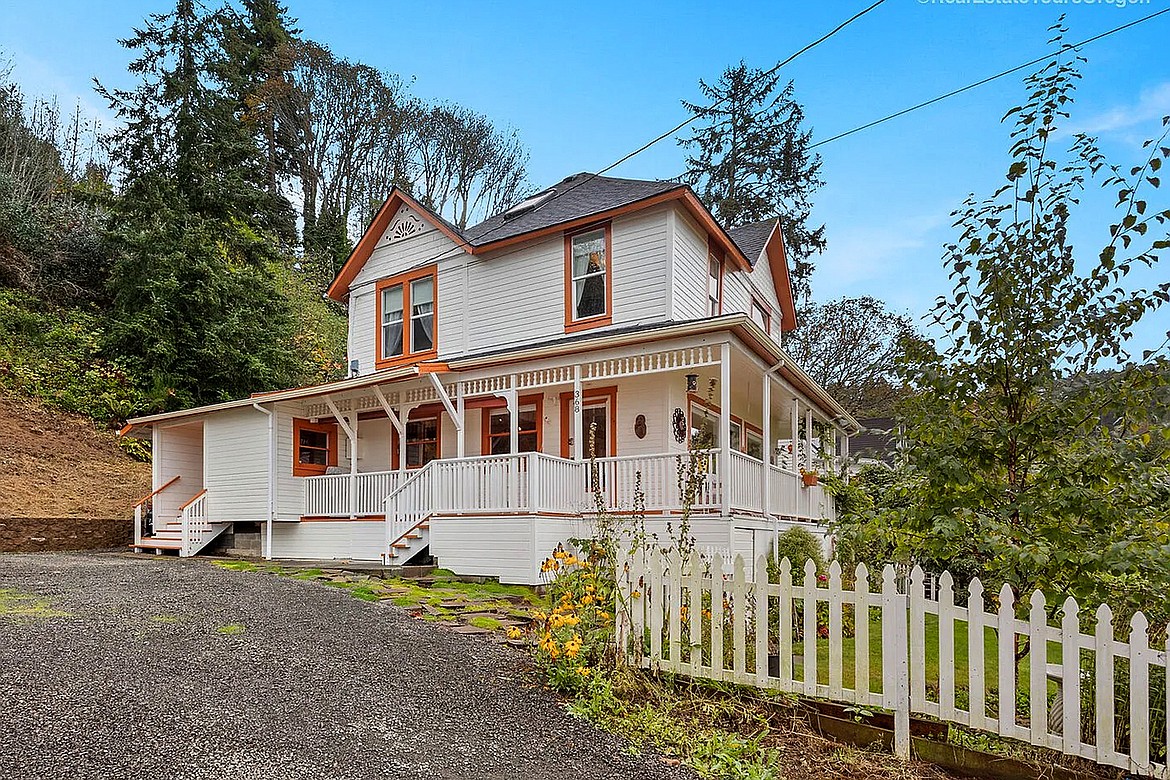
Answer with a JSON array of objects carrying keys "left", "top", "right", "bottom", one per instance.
[{"left": 1, "top": 0, "right": 1168, "bottom": 358}]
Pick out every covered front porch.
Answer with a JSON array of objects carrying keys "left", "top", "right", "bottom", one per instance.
[{"left": 278, "top": 330, "right": 852, "bottom": 564}]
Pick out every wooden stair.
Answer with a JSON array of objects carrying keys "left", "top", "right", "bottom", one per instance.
[{"left": 386, "top": 522, "right": 430, "bottom": 564}]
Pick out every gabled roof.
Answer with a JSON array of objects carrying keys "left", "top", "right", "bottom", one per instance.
[
  {"left": 728, "top": 220, "right": 776, "bottom": 268},
  {"left": 729, "top": 218, "right": 797, "bottom": 332},
  {"left": 322, "top": 177, "right": 804, "bottom": 332}
]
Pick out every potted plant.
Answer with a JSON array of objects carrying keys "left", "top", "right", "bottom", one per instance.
[{"left": 801, "top": 470, "right": 819, "bottom": 487}]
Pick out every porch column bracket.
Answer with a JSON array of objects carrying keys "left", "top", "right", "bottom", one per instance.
[
  {"left": 373, "top": 386, "right": 404, "bottom": 437},
  {"left": 324, "top": 397, "right": 356, "bottom": 440},
  {"left": 427, "top": 374, "right": 462, "bottom": 431}
]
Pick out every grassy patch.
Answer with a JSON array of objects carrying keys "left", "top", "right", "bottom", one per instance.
[
  {"left": 0, "top": 588, "right": 69, "bottom": 619},
  {"left": 217, "top": 623, "right": 246, "bottom": 636},
  {"left": 468, "top": 616, "right": 503, "bottom": 631}
]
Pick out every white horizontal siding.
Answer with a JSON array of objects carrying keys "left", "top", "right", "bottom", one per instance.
[
  {"left": 429, "top": 516, "right": 539, "bottom": 584},
  {"left": 204, "top": 408, "right": 269, "bottom": 522},
  {"left": 347, "top": 207, "right": 467, "bottom": 376},
  {"left": 610, "top": 206, "right": 669, "bottom": 325},
  {"left": 672, "top": 209, "right": 708, "bottom": 321},
  {"left": 275, "top": 408, "right": 303, "bottom": 520},
  {"left": 464, "top": 238, "right": 563, "bottom": 353},
  {"left": 270, "top": 521, "right": 385, "bottom": 561},
  {"left": 155, "top": 423, "right": 203, "bottom": 523}
]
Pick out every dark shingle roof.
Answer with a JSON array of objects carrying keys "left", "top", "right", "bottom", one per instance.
[
  {"left": 849, "top": 416, "right": 899, "bottom": 464},
  {"left": 462, "top": 173, "right": 683, "bottom": 245},
  {"left": 728, "top": 219, "right": 778, "bottom": 267}
]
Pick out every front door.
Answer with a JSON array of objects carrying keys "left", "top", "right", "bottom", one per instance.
[{"left": 559, "top": 386, "right": 617, "bottom": 458}]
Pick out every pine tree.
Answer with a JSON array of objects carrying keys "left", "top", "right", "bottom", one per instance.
[
  {"left": 679, "top": 62, "right": 825, "bottom": 299},
  {"left": 97, "top": 0, "right": 300, "bottom": 409}
]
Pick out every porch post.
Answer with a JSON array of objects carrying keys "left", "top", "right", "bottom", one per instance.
[
  {"left": 805, "top": 409, "right": 815, "bottom": 473},
  {"left": 841, "top": 428, "right": 850, "bottom": 474},
  {"left": 348, "top": 413, "right": 359, "bottom": 519},
  {"left": 508, "top": 374, "right": 519, "bottom": 456},
  {"left": 720, "top": 342, "right": 731, "bottom": 517},
  {"left": 572, "top": 364, "right": 583, "bottom": 461},
  {"left": 398, "top": 406, "right": 408, "bottom": 473},
  {"left": 455, "top": 382, "right": 466, "bottom": 458},
  {"left": 789, "top": 398, "right": 800, "bottom": 471},
  {"left": 761, "top": 373, "right": 771, "bottom": 519}
]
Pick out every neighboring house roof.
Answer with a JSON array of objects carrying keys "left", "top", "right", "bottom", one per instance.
[
  {"left": 325, "top": 174, "right": 759, "bottom": 303},
  {"left": 850, "top": 416, "right": 899, "bottom": 464}
]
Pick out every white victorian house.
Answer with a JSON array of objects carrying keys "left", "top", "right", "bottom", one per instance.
[{"left": 122, "top": 173, "right": 859, "bottom": 584}]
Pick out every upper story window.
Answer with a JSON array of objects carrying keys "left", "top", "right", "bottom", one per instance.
[
  {"left": 564, "top": 224, "right": 612, "bottom": 333},
  {"left": 708, "top": 253, "right": 724, "bottom": 316},
  {"left": 376, "top": 267, "right": 437, "bottom": 369},
  {"left": 751, "top": 298, "right": 771, "bottom": 333}
]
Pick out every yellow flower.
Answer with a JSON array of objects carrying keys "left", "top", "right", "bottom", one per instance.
[
  {"left": 506, "top": 627, "right": 523, "bottom": 640},
  {"left": 577, "top": 666, "right": 592, "bottom": 677}
]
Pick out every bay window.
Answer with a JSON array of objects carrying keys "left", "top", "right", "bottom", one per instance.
[{"left": 376, "top": 266, "right": 437, "bottom": 368}]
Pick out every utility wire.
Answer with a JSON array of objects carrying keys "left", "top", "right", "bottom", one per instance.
[
  {"left": 808, "top": 7, "right": 1170, "bottom": 150},
  {"left": 353, "top": 0, "right": 888, "bottom": 283}
]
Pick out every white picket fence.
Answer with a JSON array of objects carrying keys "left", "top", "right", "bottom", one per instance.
[{"left": 620, "top": 549, "right": 1170, "bottom": 777}]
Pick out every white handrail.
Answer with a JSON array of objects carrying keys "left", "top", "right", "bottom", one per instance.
[
  {"left": 179, "top": 490, "right": 208, "bottom": 557},
  {"left": 304, "top": 471, "right": 405, "bottom": 517}
]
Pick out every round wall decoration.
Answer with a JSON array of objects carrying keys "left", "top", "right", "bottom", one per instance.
[
  {"left": 671, "top": 407, "right": 687, "bottom": 444},
  {"left": 634, "top": 414, "right": 647, "bottom": 439}
]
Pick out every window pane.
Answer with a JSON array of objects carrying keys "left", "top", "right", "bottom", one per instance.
[
  {"left": 299, "top": 429, "right": 327, "bottom": 449},
  {"left": 690, "top": 405, "right": 718, "bottom": 448},
  {"left": 730, "top": 420, "right": 743, "bottom": 451},
  {"left": 575, "top": 277, "right": 606, "bottom": 319},
  {"left": 383, "top": 322, "right": 403, "bottom": 358},
  {"left": 583, "top": 405, "right": 608, "bottom": 458},
  {"left": 382, "top": 285, "right": 403, "bottom": 321},
  {"left": 746, "top": 432, "right": 764, "bottom": 460},
  {"left": 412, "top": 317, "right": 433, "bottom": 353},
  {"left": 518, "top": 432, "right": 538, "bottom": 453},
  {"left": 411, "top": 277, "right": 433, "bottom": 310},
  {"left": 489, "top": 435, "right": 510, "bottom": 455},
  {"left": 489, "top": 409, "right": 509, "bottom": 435},
  {"left": 518, "top": 405, "right": 537, "bottom": 432},
  {"left": 571, "top": 230, "right": 606, "bottom": 279}
]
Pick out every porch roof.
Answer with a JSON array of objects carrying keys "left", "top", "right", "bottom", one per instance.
[{"left": 121, "top": 315, "right": 859, "bottom": 435}]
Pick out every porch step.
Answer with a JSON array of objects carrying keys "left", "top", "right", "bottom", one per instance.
[{"left": 129, "top": 541, "right": 182, "bottom": 552}]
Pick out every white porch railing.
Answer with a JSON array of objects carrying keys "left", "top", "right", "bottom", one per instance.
[
  {"left": 179, "top": 490, "right": 209, "bottom": 557},
  {"left": 383, "top": 452, "right": 592, "bottom": 558},
  {"left": 303, "top": 471, "right": 406, "bottom": 517},
  {"left": 588, "top": 452, "right": 720, "bottom": 513}
]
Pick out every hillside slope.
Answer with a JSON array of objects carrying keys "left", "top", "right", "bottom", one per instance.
[{"left": 0, "top": 394, "right": 151, "bottom": 518}]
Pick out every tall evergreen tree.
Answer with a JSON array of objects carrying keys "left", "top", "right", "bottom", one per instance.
[
  {"left": 679, "top": 62, "right": 825, "bottom": 299},
  {"left": 97, "top": 0, "right": 300, "bottom": 409}
]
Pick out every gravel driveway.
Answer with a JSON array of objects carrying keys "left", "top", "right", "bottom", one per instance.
[{"left": 0, "top": 553, "right": 690, "bottom": 780}]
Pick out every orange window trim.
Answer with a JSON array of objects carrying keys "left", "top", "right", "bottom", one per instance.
[
  {"left": 563, "top": 223, "right": 614, "bottom": 334},
  {"left": 559, "top": 385, "right": 618, "bottom": 458},
  {"left": 390, "top": 409, "right": 443, "bottom": 470},
  {"left": 751, "top": 296, "right": 773, "bottom": 332},
  {"left": 480, "top": 393, "right": 544, "bottom": 455},
  {"left": 375, "top": 265, "right": 438, "bottom": 370},
  {"left": 293, "top": 418, "right": 338, "bottom": 477},
  {"left": 708, "top": 239, "right": 725, "bottom": 316}
]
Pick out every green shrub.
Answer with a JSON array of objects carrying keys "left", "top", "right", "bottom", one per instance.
[
  {"left": 0, "top": 289, "right": 147, "bottom": 425},
  {"left": 766, "top": 527, "right": 826, "bottom": 581}
]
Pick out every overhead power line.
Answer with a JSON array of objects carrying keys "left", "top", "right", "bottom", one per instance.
[
  {"left": 355, "top": 0, "right": 888, "bottom": 281},
  {"left": 809, "top": 7, "right": 1170, "bottom": 150}
]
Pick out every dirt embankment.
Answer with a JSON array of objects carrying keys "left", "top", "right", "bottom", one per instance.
[{"left": 0, "top": 394, "right": 150, "bottom": 517}]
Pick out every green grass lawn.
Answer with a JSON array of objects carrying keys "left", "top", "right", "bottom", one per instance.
[{"left": 802, "top": 611, "right": 1062, "bottom": 699}]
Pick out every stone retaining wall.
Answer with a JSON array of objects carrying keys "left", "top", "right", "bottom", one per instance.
[{"left": 0, "top": 517, "right": 132, "bottom": 553}]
